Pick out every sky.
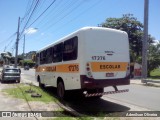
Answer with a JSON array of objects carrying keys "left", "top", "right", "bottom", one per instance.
[{"left": 0, "top": 0, "right": 159, "bottom": 55}]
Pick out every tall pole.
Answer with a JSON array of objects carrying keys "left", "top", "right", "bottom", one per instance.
[
  {"left": 23, "top": 35, "right": 25, "bottom": 67},
  {"left": 15, "top": 17, "right": 20, "bottom": 68},
  {"left": 142, "top": 0, "right": 149, "bottom": 82}
]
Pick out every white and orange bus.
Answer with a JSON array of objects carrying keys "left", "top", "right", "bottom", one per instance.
[{"left": 35, "top": 27, "right": 130, "bottom": 99}]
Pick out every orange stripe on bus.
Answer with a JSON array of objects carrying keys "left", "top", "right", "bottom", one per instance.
[
  {"left": 36, "top": 63, "right": 79, "bottom": 73},
  {"left": 90, "top": 62, "right": 128, "bottom": 72}
]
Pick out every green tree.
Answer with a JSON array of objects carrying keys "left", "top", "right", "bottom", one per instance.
[
  {"left": 100, "top": 14, "right": 159, "bottom": 77},
  {"left": 19, "top": 59, "right": 35, "bottom": 68},
  {"left": 148, "top": 43, "right": 160, "bottom": 76},
  {"left": 100, "top": 14, "right": 143, "bottom": 61}
]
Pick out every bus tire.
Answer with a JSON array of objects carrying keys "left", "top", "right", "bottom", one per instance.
[{"left": 57, "top": 81, "right": 65, "bottom": 99}]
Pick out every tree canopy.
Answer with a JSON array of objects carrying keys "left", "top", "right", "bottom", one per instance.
[
  {"left": 100, "top": 13, "right": 159, "bottom": 76},
  {"left": 100, "top": 14, "right": 143, "bottom": 61},
  {"left": 148, "top": 43, "right": 160, "bottom": 76}
]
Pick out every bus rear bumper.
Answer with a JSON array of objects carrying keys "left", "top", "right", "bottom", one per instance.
[{"left": 80, "top": 75, "right": 130, "bottom": 89}]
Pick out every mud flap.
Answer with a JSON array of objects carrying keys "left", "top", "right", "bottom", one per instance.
[{"left": 84, "top": 89, "right": 129, "bottom": 97}]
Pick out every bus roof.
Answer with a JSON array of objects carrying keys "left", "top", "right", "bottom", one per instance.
[{"left": 37, "top": 27, "right": 127, "bottom": 53}]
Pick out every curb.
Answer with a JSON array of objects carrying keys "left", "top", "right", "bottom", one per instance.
[
  {"left": 142, "top": 79, "right": 160, "bottom": 83},
  {"left": 130, "top": 79, "right": 160, "bottom": 87}
]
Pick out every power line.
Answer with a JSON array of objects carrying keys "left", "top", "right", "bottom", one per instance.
[
  {"left": 31, "top": 0, "right": 81, "bottom": 35},
  {"left": 50, "top": 0, "right": 103, "bottom": 35},
  {"left": 23, "top": 0, "right": 36, "bottom": 21},
  {"left": 0, "top": 32, "right": 16, "bottom": 45},
  {"left": 20, "top": 0, "right": 40, "bottom": 37},
  {"left": 34, "top": 0, "right": 64, "bottom": 27},
  {"left": 4, "top": 36, "right": 15, "bottom": 52},
  {"left": 25, "top": 0, "right": 46, "bottom": 25},
  {"left": 20, "top": 0, "right": 38, "bottom": 29},
  {"left": 44, "top": 0, "right": 84, "bottom": 30},
  {"left": 30, "top": 0, "right": 47, "bottom": 20},
  {"left": 24, "top": 0, "right": 81, "bottom": 42},
  {"left": 18, "top": 0, "right": 103, "bottom": 53},
  {"left": 39, "top": 0, "right": 78, "bottom": 29},
  {"left": 26, "top": 0, "right": 102, "bottom": 43},
  {"left": 27, "top": 0, "right": 56, "bottom": 29},
  {"left": 0, "top": 32, "right": 16, "bottom": 52}
]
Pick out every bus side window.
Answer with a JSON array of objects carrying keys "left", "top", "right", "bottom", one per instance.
[
  {"left": 36, "top": 53, "right": 40, "bottom": 65},
  {"left": 52, "top": 43, "right": 63, "bottom": 63},
  {"left": 40, "top": 50, "right": 46, "bottom": 64},
  {"left": 46, "top": 48, "right": 52, "bottom": 63},
  {"left": 63, "top": 36, "right": 78, "bottom": 61}
]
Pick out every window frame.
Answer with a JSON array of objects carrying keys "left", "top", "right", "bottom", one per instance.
[
  {"left": 46, "top": 47, "right": 53, "bottom": 64},
  {"left": 63, "top": 36, "right": 78, "bottom": 61},
  {"left": 40, "top": 50, "right": 46, "bottom": 64},
  {"left": 52, "top": 42, "right": 63, "bottom": 63}
]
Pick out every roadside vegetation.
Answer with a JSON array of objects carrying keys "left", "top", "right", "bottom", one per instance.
[
  {"left": 2, "top": 83, "right": 57, "bottom": 103},
  {"left": 2, "top": 84, "right": 76, "bottom": 118},
  {"left": 2, "top": 84, "right": 120, "bottom": 119},
  {"left": 100, "top": 13, "right": 160, "bottom": 77},
  {"left": 150, "top": 68, "right": 160, "bottom": 79},
  {"left": 143, "top": 68, "right": 160, "bottom": 87}
]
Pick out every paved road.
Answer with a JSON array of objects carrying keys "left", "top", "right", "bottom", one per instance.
[
  {"left": 21, "top": 68, "right": 35, "bottom": 78},
  {"left": 103, "top": 85, "right": 160, "bottom": 111},
  {"left": 21, "top": 68, "right": 36, "bottom": 82},
  {"left": 21, "top": 69, "right": 160, "bottom": 111}
]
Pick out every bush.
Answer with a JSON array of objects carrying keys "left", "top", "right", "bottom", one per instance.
[{"left": 19, "top": 60, "right": 35, "bottom": 68}]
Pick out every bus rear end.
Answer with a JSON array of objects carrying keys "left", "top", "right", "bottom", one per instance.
[{"left": 80, "top": 27, "right": 130, "bottom": 96}]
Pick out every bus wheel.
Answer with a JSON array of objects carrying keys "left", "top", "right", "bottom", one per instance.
[{"left": 57, "top": 81, "right": 65, "bottom": 99}]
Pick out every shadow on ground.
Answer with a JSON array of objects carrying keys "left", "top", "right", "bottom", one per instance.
[
  {"left": 0, "top": 80, "right": 19, "bottom": 84},
  {"left": 42, "top": 86, "right": 130, "bottom": 116}
]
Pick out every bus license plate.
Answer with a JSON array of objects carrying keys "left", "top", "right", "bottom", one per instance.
[{"left": 106, "top": 73, "right": 114, "bottom": 77}]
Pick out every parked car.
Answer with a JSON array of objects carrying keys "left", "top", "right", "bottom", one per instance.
[
  {"left": 24, "top": 65, "right": 29, "bottom": 70},
  {"left": 0, "top": 68, "right": 21, "bottom": 83}
]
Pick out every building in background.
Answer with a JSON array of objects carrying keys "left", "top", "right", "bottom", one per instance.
[
  {"left": 134, "top": 63, "right": 142, "bottom": 78},
  {"left": 0, "top": 52, "right": 12, "bottom": 66}
]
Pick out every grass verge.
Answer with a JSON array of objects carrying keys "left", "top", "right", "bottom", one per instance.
[
  {"left": 2, "top": 84, "right": 57, "bottom": 103},
  {"left": 1, "top": 84, "right": 120, "bottom": 119},
  {"left": 150, "top": 68, "right": 160, "bottom": 79}
]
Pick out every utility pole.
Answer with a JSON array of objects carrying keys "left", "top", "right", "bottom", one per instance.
[
  {"left": 142, "top": 0, "right": 149, "bottom": 83},
  {"left": 15, "top": 17, "right": 20, "bottom": 68},
  {"left": 23, "top": 35, "right": 25, "bottom": 68}
]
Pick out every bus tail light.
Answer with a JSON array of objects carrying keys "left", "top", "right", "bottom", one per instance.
[{"left": 86, "top": 62, "right": 93, "bottom": 78}]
